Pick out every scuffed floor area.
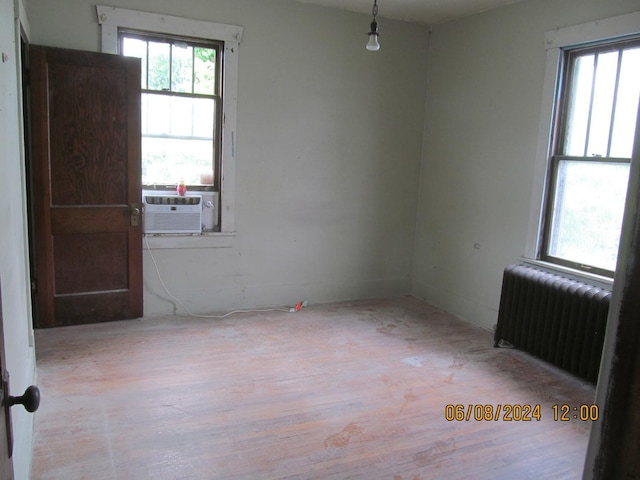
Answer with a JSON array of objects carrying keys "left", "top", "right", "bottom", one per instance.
[{"left": 32, "top": 296, "right": 594, "bottom": 479}]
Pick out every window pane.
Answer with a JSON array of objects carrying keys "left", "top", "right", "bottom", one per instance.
[
  {"left": 142, "top": 94, "right": 213, "bottom": 138},
  {"left": 193, "top": 99, "right": 215, "bottom": 138},
  {"left": 610, "top": 47, "right": 640, "bottom": 158},
  {"left": 142, "top": 94, "right": 170, "bottom": 136},
  {"left": 141, "top": 93, "right": 214, "bottom": 186},
  {"left": 148, "top": 41, "right": 170, "bottom": 91},
  {"left": 549, "top": 160, "right": 629, "bottom": 272},
  {"left": 142, "top": 137, "right": 213, "bottom": 186},
  {"left": 171, "top": 43, "right": 193, "bottom": 93},
  {"left": 564, "top": 55, "right": 594, "bottom": 156},
  {"left": 586, "top": 51, "right": 619, "bottom": 157},
  {"left": 167, "top": 96, "right": 194, "bottom": 137},
  {"left": 194, "top": 47, "right": 216, "bottom": 95},
  {"left": 121, "top": 38, "right": 148, "bottom": 89}
]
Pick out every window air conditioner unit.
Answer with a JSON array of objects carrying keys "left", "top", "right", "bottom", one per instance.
[{"left": 143, "top": 195, "right": 202, "bottom": 234}]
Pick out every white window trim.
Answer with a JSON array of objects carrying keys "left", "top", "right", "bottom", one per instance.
[
  {"left": 524, "top": 10, "right": 640, "bottom": 282},
  {"left": 96, "top": 5, "right": 242, "bottom": 235}
]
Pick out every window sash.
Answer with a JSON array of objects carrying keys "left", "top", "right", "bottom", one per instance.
[
  {"left": 120, "top": 30, "right": 222, "bottom": 96},
  {"left": 541, "top": 155, "right": 631, "bottom": 277},
  {"left": 557, "top": 39, "right": 640, "bottom": 159}
]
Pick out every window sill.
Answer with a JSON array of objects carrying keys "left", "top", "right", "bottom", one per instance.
[
  {"left": 144, "top": 232, "right": 237, "bottom": 250},
  {"left": 519, "top": 258, "right": 613, "bottom": 290}
]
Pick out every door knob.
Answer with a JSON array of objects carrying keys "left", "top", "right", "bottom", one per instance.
[
  {"left": 8, "top": 385, "right": 40, "bottom": 413},
  {"left": 2, "top": 373, "right": 40, "bottom": 458},
  {"left": 130, "top": 203, "right": 141, "bottom": 227}
]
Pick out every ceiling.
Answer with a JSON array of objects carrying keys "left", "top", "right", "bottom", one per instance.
[{"left": 295, "top": 0, "right": 523, "bottom": 25}]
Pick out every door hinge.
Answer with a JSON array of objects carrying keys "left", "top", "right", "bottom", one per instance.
[{"left": 31, "top": 279, "right": 37, "bottom": 294}]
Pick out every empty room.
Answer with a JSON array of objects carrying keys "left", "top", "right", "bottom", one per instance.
[{"left": 0, "top": 0, "right": 639, "bottom": 478}]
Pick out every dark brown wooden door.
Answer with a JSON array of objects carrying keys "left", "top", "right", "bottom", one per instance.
[
  {"left": 30, "top": 45, "right": 142, "bottom": 328},
  {"left": 0, "top": 282, "right": 14, "bottom": 478}
]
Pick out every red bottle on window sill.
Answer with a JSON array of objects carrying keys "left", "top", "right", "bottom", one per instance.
[{"left": 177, "top": 178, "right": 187, "bottom": 196}]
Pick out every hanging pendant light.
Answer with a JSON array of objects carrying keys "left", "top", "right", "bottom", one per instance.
[{"left": 366, "top": 0, "right": 380, "bottom": 51}]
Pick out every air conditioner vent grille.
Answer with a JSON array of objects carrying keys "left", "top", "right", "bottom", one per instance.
[{"left": 143, "top": 195, "right": 202, "bottom": 234}]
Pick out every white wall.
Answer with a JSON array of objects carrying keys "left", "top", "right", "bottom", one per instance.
[
  {"left": 22, "top": 0, "right": 640, "bottom": 326},
  {"left": 412, "top": 0, "right": 640, "bottom": 331},
  {"left": 26, "top": 0, "right": 429, "bottom": 316},
  {"left": 0, "top": 0, "right": 37, "bottom": 477}
]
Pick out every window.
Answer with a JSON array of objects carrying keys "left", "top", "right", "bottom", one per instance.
[
  {"left": 540, "top": 38, "right": 640, "bottom": 277},
  {"left": 120, "top": 32, "right": 222, "bottom": 191},
  {"left": 97, "top": 5, "right": 242, "bottom": 234}
]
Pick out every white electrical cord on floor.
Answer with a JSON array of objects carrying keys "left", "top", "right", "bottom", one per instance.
[{"left": 144, "top": 234, "right": 292, "bottom": 318}]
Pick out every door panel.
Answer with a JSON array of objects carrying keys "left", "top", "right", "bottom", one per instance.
[
  {"left": 30, "top": 45, "right": 142, "bottom": 328},
  {"left": 53, "top": 233, "right": 129, "bottom": 294}
]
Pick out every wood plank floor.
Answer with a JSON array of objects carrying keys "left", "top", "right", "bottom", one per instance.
[{"left": 31, "top": 296, "right": 595, "bottom": 479}]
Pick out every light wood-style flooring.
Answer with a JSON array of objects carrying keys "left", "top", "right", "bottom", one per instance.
[{"left": 31, "top": 296, "right": 595, "bottom": 479}]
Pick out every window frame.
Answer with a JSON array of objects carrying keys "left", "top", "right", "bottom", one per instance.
[
  {"left": 525, "top": 10, "right": 640, "bottom": 282},
  {"left": 539, "top": 39, "right": 639, "bottom": 277},
  {"left": 119, "top": 30, "right": 224, "bottom": 193},
  {"left": 97, "top": 5, "right": 242, "bottom": 235}
]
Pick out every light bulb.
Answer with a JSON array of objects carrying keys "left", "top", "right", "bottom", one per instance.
[{"left": 366, "top": 34, "right": 380, "bottom": 51}]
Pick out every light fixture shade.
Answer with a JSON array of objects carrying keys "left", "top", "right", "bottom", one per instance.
[{"left": 366, "top": 34, "right": 380, "bottom": 51}]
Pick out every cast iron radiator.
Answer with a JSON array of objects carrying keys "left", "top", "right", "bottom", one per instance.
[{"left": 494, "top": 264, "right": 611, "bottom": 383}]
